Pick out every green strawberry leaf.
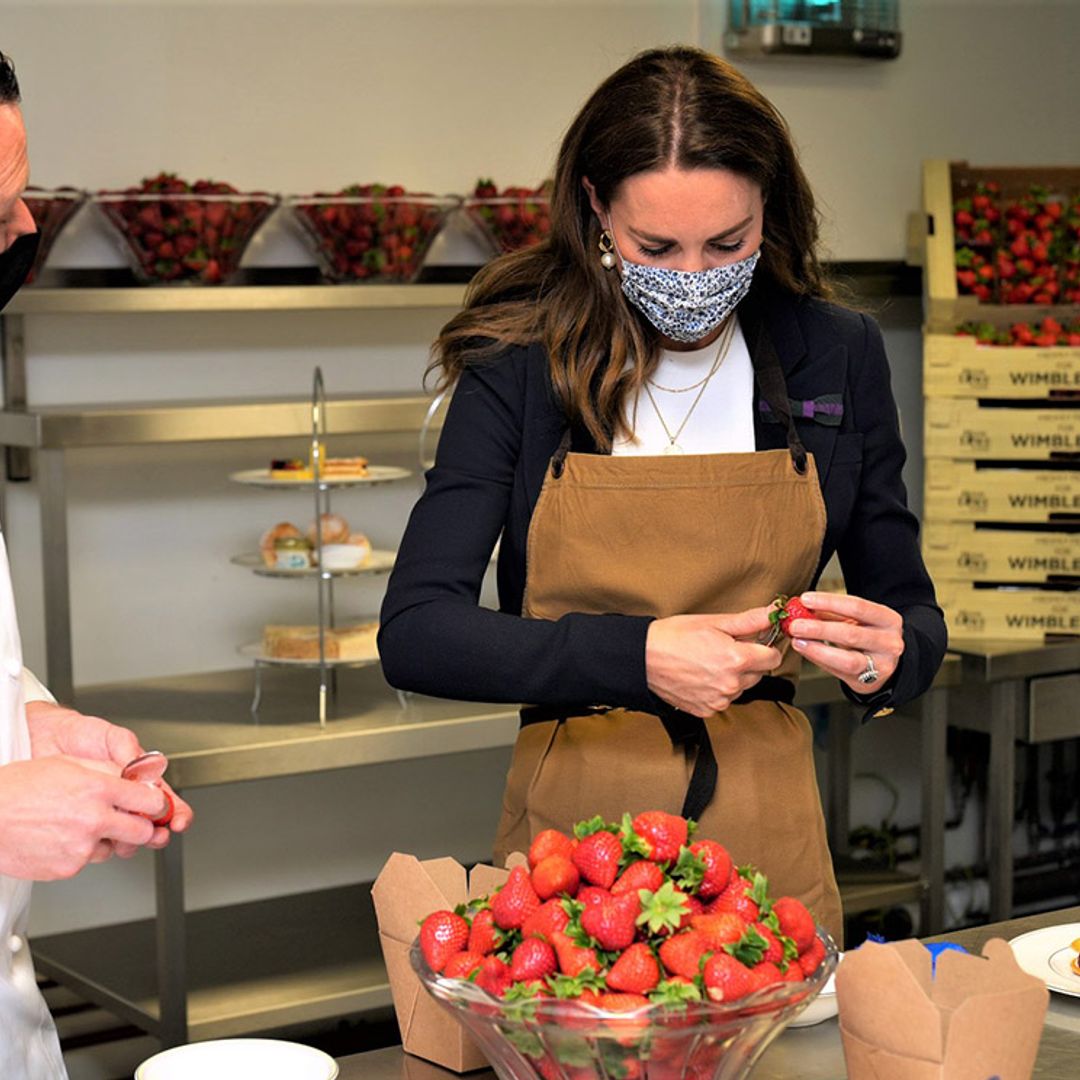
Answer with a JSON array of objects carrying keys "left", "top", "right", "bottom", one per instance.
[
  {"left": 550, "top": 969, "right": 606, "bottom": 998},
  {"left": 649, "top": 978, "right": 702, "bottom": 1006},
  {"left": 551, "top": 1038, "right": 596, "bottom": 1068},
  {"left": 618, "top": 812, "right": 651, "bottom": 859},
  {"left": 672, "top": 846, "right": 706, "bottom": 891},
  {"left": 574, "top": 814, "right": 612, "bottom": 839},
  {"left": 747, "top": 871, "right": 771, "bottom": 915},
  {"left": 635, "top": 880, "right": 690, "bottom": 936},
  {"left": 724, "top": 924, "right": 769, "bottom": 967}
]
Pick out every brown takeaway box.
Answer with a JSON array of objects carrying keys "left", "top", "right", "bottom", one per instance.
[
  {"left": 836, "top": 938, "right": 1047, "bottom": 1080},
  {"left": 372, "top": 852, "right": 516, "bottom": 1073}
]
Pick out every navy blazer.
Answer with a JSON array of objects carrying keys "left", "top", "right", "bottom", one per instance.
[{"left": 378, "top": 284, "right": 947, "bottom": 719}]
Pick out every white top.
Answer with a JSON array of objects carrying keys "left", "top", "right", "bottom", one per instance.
[{"left": 613, "top": 319, "right": 755, "bottom": 456}]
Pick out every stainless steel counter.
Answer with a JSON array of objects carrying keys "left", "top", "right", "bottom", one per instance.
[{"left": 336, "top": 906, "right": 1080, "bottom": 1080}]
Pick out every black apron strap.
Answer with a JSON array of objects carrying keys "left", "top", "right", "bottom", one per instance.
[{"left": 518, "top": 677, "right": 796, "bottom": 823}]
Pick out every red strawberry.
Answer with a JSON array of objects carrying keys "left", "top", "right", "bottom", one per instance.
[
  {"left": 769, "top": 594, "right": 817, "bottom": 638},
  {"left": 703, "top": 952, "right": 752, "bottom": 1003},
  {"left": 572, "top": 830, "right": 623, "bottom": 889},
  {"left": 474, "top": 954, "right": 512, "bottom": 996},
  {"left": 549, "top": 929, "right": 601, "bottom": 976},
  {"left": 443, "top": 950, "right": 484, "bottom": 979},
  {"left": 606, "top": 942, "right": 661, "bottom": 994},
  {"left": 529, "top": 828, "right": 576, "bottom": 868},
  {"left": 509, "top": 937, "right": 557, "bottom": 984},
  {"left": 772, "top": 896, "right": 816, "bottom": 955},
  {"left": 629, "top": 811, "right": 688, "bottom": 864},
  {"left": 708, "top": 879, "right": 760, "bottom": 923},
  {"left": 751, "top": 922, "right": 785, "bottom": 966},
  {"left": 531, "top": 854, "right": 580, "bottom": 900},
  {"left": 580, "top": 891, "right": 641, "bottom": 950},
  {"left": 522, "top": 898, "right": 571, "bottom": 941},
  {"left": 746, "top": 961, "right": 784, "bottom": 993},
  {"left": 419, "top": 910, "right": 470, "bottom": 973},
  {"left": 688, "top": 840, "right": 733, "bottom": 899},
  {"left": 690, "top": 912, "right": 747, "bottom": 950},
  {"left": 612, "top": 859, "right": 665, "bottom": 897},
  {"left": 797, "top": 936, "right": 827, "bottom": 978},
  {"left": 576, "top": 885, "right": 610, "bottom": 908},
  {"left": 467, "top": 907, "right": 501, "bottom": 955},
  {"left": 491, "top": 865, "right": 541, "bottom": 930},
  {"left": 658, "top": 930, "right": 710, "bottom": 979}
]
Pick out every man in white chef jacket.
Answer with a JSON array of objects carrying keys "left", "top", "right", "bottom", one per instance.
[{"left": 0, "top": 52, "right": 193, "bottom": 1078}]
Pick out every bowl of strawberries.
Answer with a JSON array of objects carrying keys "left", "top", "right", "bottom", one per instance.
[
  {"left": 464, "top": 178, "right": 553, "bottom": 255},
  {"left": 412, "top": 811, "right": 838, "bottom": 1080},
  {"left": 22, "top": 186, "right": 88, "bottom": 283},
  {"left": 94, "top": 173, "right": 279, "bottom": 285},
  {"left": 287, "top": 184, "right": 459, "bottom": 283}
]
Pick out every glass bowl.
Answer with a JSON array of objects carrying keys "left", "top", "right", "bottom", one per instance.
[
  {"left": 93, "top": 186, "right": 279, "bottom": 285},
  {"left": 411, "top": 929, "right": 839, "bottom": 1080},
  {"left": 22, "top": 186, "right": 88, "bottom": 283},
  {"left": 464, "top": 190, "right": 552, "bottom": 254},
  {"left": 287, "top": 191, "right": 459, "bottom": 283}
]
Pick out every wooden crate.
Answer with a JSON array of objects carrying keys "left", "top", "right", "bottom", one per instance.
[
  {"left": 936, "top": 582, "right": 1080, "bottom": 640},
  {"left": 924, "top": 398, "right": 1080, "bottom": 459},
  {"left": 924, "top": 308, "right": 1080, "bottom": 398},
  {"left": 922, "top": 160, "right": 1080, "bottom": 324},
  {"left": 924, "top": 522, "right": 1080, "bottom": 583},
  {"left": 924, "top": 459, "right": 1080, "bottom": 522}
]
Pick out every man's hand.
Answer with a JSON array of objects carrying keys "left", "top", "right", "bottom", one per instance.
[
  {"left": 0, "top": 755, "right": 170, "bottom": 880},
  {"left": 645, "top": 607, "right": 782, "bottom": 718},
  {"left": 25, "top": 700, "right": 194, "bottom": 854}
]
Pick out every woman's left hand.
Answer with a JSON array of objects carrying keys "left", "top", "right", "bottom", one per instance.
[{"left": 786, "top": 591, "right": 904, "bottom": 694}]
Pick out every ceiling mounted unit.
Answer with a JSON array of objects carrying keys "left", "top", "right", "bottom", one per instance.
[{"left": 724, "top": 1, "right": 901, "bottom": 59}]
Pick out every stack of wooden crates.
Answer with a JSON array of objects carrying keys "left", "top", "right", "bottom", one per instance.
[{"left": 921, "top": 161, "right": 1080, "bottom": 640}]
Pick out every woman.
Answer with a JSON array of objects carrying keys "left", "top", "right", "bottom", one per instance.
[{"left": 379, "top": 46, "right": 945, "bottom": 943}]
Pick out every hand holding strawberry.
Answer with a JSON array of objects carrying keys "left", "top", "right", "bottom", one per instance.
[{"left": 785, "top": 590, "right": 904, "bottom": 695}]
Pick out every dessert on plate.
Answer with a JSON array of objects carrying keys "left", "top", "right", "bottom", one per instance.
[{"left": 263, "top": 621, "right": 379, "bottom": 661}]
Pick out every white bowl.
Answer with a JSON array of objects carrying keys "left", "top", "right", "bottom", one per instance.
[
  {"left": 787, "top": 955, "right": 841, "bottom": 1028},
  {"left": 319, "top": 542, "right": 370, "bottom": 570},
  {"left": 135, "top": 1038, "right": 338, "bottom": 1079}
]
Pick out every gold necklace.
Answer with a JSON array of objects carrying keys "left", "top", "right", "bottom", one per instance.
[
  {"left": 647, "top": 316, "right": 735, "bottom": 394},
  {"left": 641, "top": 318, "right": 736, "bottom": 453}
]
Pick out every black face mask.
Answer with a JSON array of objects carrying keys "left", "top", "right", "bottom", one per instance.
[{"left": 0, "top": 232, "right": 40, "bottom": 313}]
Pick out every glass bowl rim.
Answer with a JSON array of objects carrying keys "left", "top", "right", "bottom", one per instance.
[
  {"left": 410, "top": 928, "right": 839, "bottom": 1023},
  {"left": 464, "top": 194, "right": 551, "bottom": 206},
  {"left": 24, "top": 185, "right": 88, "bottom": 201},
  {"left": 286, "top": 193, "right": 461, "bottom": 207},
  {"left": 93, "top": 190, "right": 281, "bottom": 205}
]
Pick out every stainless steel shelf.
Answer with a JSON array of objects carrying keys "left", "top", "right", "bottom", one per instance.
[
  {"left": 31, "top": 884, "right": 391, "bottom": 1042},
  {"left": 72, "top": 666, "right": 520, "bottom": 789},
  {"left": 835, "top": 868, "right": 926, "bottom": 916},
  {"left": 6, "top": 283, "right": 467, "bottom": 315},
  {"left": 947, "top": 636, "right": 1080, "bottom": 683},
  {"left": 0, "top": 392, "right": 444, "bottom": 449}
]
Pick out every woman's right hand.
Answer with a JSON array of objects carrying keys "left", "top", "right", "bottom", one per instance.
[{"left": 645, "top": 607, "right": 782, "bottom": 718}]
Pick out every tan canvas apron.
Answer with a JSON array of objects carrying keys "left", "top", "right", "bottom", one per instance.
[{"left": 492, "top": 336, "right": 844, "bottom": 942}]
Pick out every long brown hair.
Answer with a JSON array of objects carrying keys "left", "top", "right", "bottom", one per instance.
[{"left": 433, "top": 46, "right": 832, "bottom": 450}]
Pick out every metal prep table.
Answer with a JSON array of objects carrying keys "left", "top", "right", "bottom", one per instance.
[
  {"left": 944, "top": 637, "right": 1080, "bottom": 923},
  {"left": 335, "top": 905, "right": 1080, "bottom": 1080},
  {"left": 28, "top": 658, "right": 958, "bottom": 1050}
]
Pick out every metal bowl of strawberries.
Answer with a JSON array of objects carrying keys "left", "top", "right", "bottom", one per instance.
[{"left": 412, "top": 811, "right": 839, "bottom": 1080}]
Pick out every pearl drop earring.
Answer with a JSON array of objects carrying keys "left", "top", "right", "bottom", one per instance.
[{"left": 598, "top": 230, "right": 616, "bottom": 270}]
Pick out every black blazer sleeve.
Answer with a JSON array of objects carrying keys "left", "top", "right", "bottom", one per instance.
[
  {"left": 836, "top": 313, "right": 947, "bottom": 718},
  {"left": 377, "top": 347, "right": 656, "bottom": 709}
]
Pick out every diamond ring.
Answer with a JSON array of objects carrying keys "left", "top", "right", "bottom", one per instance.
[{"left": 857, "top": 653, "right": 879, "bottom": 686}]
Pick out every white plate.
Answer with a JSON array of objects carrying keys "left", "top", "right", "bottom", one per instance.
[
  {"left": 136, "top": 1038, "right": 338, "bottom": 1079},
  {"left": 231, "top": 549, "right": 396, "bottom": 577},
  {"left": 239, "top": 641, "right": 380, "bottom": 668},
  {"left": 229, "top": 465, "right": 410, "bottom": 488},
  {"left": 1009, "top": 922, "right": 1080, "bottom": 997}
]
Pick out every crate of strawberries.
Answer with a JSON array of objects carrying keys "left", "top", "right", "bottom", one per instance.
[
  {"left": 384, "top": 810, "right": 837, "bottom": 1080},
  {"left": 288, "top": 184, "right": 458, "bottom": 283},
  {"left": 94, "top": 173, "right": 278, "bottom": 285},
  {"left": 923, "top": 160, "right": 1080, "bottom": 318}
]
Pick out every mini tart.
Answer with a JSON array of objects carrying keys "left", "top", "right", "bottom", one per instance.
[{"left": 1072, "top": 953, "right": 1080, "bottom": 978}]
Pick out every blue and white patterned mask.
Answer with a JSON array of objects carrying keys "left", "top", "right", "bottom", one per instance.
[{"left": 614, "top": 234, "right": 760, "bottom": 343}]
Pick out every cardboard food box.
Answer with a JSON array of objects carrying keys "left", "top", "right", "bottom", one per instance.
[
  {"left": 937, "top": 581, "right": 1080, "bottom": 640},
  {"left": 836, "top": 938, "right": 1047, "bottom": 1080},
  {"left": 923, "top": 459, "right": 1080, "bottom": 523},
  {"left": 924, "top": 316, "right": 1080, "bottom": 399},
  {"left": 371, "top": 853, "right": 514, "bottom": 1073},
  {"left": 924, "top": 398, "right": 1080, "bottom": 460},
  {"left": 923, "top": 522, "right": 1080, "bottom": 583}
]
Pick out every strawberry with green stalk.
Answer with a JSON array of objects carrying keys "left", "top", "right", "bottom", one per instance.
[{"left": 768, "top": 594, "right": 817, "bottom": 640}]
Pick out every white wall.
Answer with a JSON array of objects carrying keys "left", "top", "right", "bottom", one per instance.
[{"left": 0, "top": 0, "right": 1072, "bottom": 936}]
